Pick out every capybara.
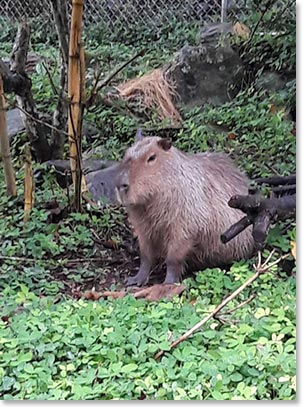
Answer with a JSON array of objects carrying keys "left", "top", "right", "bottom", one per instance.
[{"left": 116, "top": 130, "right": 254, "bottom": 286}]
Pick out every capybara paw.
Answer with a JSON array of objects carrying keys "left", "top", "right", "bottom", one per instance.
[
  {"left": 125, "top": 274, "right": 148, "bottom": 287},
  {"left": 163, "top": 275, "right": 181, "bottom": 285}
]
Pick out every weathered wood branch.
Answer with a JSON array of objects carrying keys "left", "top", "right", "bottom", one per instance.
[
  {"left": 221, "top": 192, "right": 296, "bottom": 248},
  {"left": 0, "top": 59, "right": 30, "bottom": 96},
  {"left": 10, "top": 23, "right": 51, "bottom": 162},
  {"left": 253, "top": 174, "right": 296, "bottom": 186}
]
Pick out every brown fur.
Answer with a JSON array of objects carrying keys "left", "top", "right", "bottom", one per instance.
[{"left": 116, "top": 135, "right": 254, "bottom": 286}]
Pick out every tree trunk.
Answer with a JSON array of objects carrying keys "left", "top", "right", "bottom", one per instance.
[
  {"left": 0, "top": 73, "right": 17, "bottom": 196},
  {"left": 49, "top": 0, "right": 69, "bottom": 159}
]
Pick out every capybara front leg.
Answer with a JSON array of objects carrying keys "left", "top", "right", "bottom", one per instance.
[
  {"left": 163, "top": 258, "right": 183, "bottom": 284},
  {"left": 163, "top": 240, "right": 191, "bottom": 284},
  {"left": 125, "top": 254, "right": 153, "bottom": 287}
]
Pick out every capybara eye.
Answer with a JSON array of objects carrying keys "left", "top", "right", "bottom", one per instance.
[{"left": 147, "top": 154, "right": 156, "bottom": 163}]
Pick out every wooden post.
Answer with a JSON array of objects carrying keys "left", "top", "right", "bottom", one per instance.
[
  {"left": 221, "top": 0, "right": 228, "bottom": 23},
  {"left": 24, "top": 144, "right": 34, "bottom": 222},
  {"left": 68, "top": 0, "right": 84, "bottom": 211},
  {"left": 0, "top": 73, "right": 17, "bottom": 196}
]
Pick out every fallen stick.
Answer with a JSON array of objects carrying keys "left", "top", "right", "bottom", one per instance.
[
  {"left": 154, "top": 251, "right": 288, "bottom": 360},
  {"left": 0, "top": 255, "right": 108, "bottom": 264},
  {"left": 218, "top": 294, "right": 256, "bottom": 315}
]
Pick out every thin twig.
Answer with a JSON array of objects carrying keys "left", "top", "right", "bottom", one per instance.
[
  {"left": 259, "top": 249, "right": 275, "bottom": 269},
  {"left": 16, "top": 105, "right": 69, "bottom": 136},
  {"left": 42, "top": 61, "right": 59, "bottom": 96},
  {"left": 219, "top": 294, "right": 256, "bottom": 315},
  {"left": 0, "top": 255, "right": 107, "bottom": 264},
  {"left": 96, "top": 50, "right": 144, "bottom": 91},
  {"left": 85, "top": 50, "right": 144, "bottom": 108},
  {"left": 245, "top": 0, "right": 277, "bottom": 49},
  {"left": 154, "top": 251, "right": 289, "bottom": 360},
  {"left": 261, "top": 253, "right": 289, "bottom": 272}
]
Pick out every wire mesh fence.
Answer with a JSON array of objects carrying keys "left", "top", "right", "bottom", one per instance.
[
  {"left": 1, "top": 1, "right": 245, "bottom": 28},
  {"left": 0, "top": 0, "right": 295, "bottom": 30}
]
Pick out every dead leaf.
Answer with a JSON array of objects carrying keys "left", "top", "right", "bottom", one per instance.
[
  {"left": 269, "top": 104, "right": 286, "bottom": 116},
  {"left": 83, "top": 290, "right": 127, "bottom": 300},
  {"left": 233, "top": 22, "right": 250, "bottom": 40},
  {"left": 101, "top": 291, "right": 127, "bottom": 299},
  {"left": 83, "top": 290, "right": 103, "bottom": 300},
  {"left": 269, "top": 104, "right": 277, "bottom": 114},
  {"left": 82, "top": 284, "right": 186, "bottom": 302},
  {"left": 132, "top": 284, "right": 186, "bottom": 301},
  {"left": 1, "top": 315, "right": 10, "bottom": 324},
  {"left": 291, "top": 241, "right": 296, "bottom": 260}
]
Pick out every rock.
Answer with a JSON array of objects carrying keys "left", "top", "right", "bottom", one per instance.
[
  {"left": 6, "top": 105, "right": 99, "bottom": 142},
  {"left": 2, "top": 51, "right": 42, "bottom": 74},
  {"left": 165, "top": 22, "right": 244, "bottom": 107},
  {"left": 6, "top": 108, "right": 25, "bottom": 138},
  {"left": 34, "top": 159, "right": 118, "bottom": 193},
  {"left": 255, "top": 71, "right": 288, "bottom": 92},
  {"left": 82, "top": 121, "right": 100, "bottom": 142},
  {"left": 85, "top": 163, "right": 121, "bottom": 204}
]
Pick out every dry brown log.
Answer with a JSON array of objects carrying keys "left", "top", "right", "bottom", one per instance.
[{"left": 0, "top": 73, "right": 17, "bottom": 196}]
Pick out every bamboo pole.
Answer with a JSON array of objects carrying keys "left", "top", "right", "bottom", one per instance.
[
  {"left": 80, "top": 44, "right": 87, "bottom": 195},
  {"left": 24, "top": 144, "right": 34, "bottom": 222},
  {"left": 68, "top": 0, "right": 84, "bottom": 211},
  {"left": 0, "top": 73, "right": 17, "bottom": 196}
]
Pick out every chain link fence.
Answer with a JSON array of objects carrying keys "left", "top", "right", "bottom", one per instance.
[
  {"left": 0, "top": 1, "right": 295, "bottom": 30},
  {"left": 1, "top": 1, "right": 247, "bottom": 28}
]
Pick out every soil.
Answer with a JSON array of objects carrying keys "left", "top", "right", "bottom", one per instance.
[{"left": 41, "top": 201, "right": 169, "bottom": 299}]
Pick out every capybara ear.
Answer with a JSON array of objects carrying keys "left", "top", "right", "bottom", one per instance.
[
  {"left": 158, "top": 138, "right": 172, "bottom": 151},
  {"left": 135, "top": 128, "right": 144, "bottom": 141}
]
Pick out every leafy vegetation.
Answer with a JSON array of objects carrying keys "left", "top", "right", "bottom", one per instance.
[
  {"left": 0, "top": 264, "right": 296, "bottom": 400},
  {"left": 0, "top": 4, "right": 296, "bottom": 400}
]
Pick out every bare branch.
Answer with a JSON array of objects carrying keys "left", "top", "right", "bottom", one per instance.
[
  {"left": 16, "top": 105, "right": 69, "bottom": 137},
  {"left": 86, "top": 50, "right": 144, "bottom": 108}
]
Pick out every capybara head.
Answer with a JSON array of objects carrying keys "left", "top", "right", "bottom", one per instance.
[{"left": 116, "top": 130, "right": 173, "bottom": 206}]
